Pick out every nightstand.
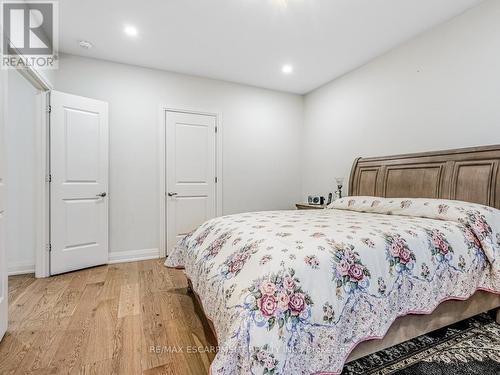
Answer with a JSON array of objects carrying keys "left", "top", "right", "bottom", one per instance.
[{"left": 295, "top": 203, "right": 325, "bottom": 210}]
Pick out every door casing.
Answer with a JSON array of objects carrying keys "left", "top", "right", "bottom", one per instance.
[
  {"left": 9, "top": 72, "right": 52, "bottom": 278},
  {"left": 0, "top": 61, "right": 8, "bottom": 341},
  {"left": 0, "top": 60, "right": 52, "bottom": 343},
  {"left": 34, "top": 90, "right": 51, "bottom": 278},
  {"left": 158, "top": 106, "right": 223, "bottom": 257}
]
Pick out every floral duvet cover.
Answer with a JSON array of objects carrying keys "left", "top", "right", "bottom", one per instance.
[{"left": 165, "top": 197, "right": 500, "bottom": 375}]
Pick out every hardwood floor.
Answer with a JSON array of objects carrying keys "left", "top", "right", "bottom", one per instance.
[{"left": 0, "top": 259, "right": 216, "bottom": 375}]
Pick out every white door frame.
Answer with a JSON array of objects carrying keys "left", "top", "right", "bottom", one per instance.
[
  {"left": 1, "top": 60, "right": 7, "bottom": 341},
  {"left": 8, "top": 64, "right": 52, "bottom": 278},
  {"left": 158, "top": 105, "right": 223, "bottom": 257},
  {"left": 34, "top": 90, "right": 51, "bottom": 278}
]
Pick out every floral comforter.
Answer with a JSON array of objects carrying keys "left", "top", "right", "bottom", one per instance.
[{"left": 165, "top": 197, "right": 500, "bottom": 375}]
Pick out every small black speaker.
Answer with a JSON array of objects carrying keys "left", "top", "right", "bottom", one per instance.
[{"left": 308, "top": 195, "right": 325, "bottom": 205}]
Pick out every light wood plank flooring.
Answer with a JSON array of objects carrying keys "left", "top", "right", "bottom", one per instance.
[{"left": 0, "top": 259, "right": 216, "bottom": 375}]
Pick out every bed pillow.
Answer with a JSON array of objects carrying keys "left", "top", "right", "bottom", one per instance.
[{"left": 330, "top": 196, "right": 500, "bottom": 273}]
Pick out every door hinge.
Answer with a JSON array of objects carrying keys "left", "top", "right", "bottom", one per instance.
[
  {"left": 215, "top": 177, "right": 218, "bottom": 183},
  {"left": 46, "top": 105, "right": 52, "bottom": 114},
  {"left": 46, "top": 243, "right": 52, "bottom": 252},
  {"left": 215, "top": 126, "right": 218, "bottom": 133},
  {"left": 46, "top": 174, "right": 52, "bottom": 183}
]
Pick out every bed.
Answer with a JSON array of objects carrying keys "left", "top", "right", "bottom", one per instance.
[{"left": 165, "top": 144, "right": 500, "bottom": 375}]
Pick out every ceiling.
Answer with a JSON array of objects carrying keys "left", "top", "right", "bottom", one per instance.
[{"left": 59, "top": 0, "right": 484, "bottom": 94}]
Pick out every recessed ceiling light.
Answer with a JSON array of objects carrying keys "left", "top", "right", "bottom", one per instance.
[
  {"left": 124, "top": 25, "right": 138, "bottom": 37},
  {"left": 78, "top": 40, "right": 93, "bottom": 49},
  {"left": 282, "top": 64, "right": 293, "bottom": 74},
  {"left": 275, "top": 0, "right": 288, "bottom": 8}
]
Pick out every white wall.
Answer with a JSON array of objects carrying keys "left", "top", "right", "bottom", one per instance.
[
  {"left": 53, "top": 54, "right": 303, "bottom": 257},
  {"left": 51, "top": 0, "right": 499, "bottom": 261},
  {"left": 6, "top": 70, "right": 37, "bottom": 275},
  {"left": 302, "top": 0, "right": 500, "bottom": 198}
]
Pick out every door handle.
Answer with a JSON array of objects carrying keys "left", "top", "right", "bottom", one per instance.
[
  {"left": 96, "top": 192, "right": 107, "bottom": 198},
  {"left": 167, "top": 192, "right": 178, "bottom": 197}
]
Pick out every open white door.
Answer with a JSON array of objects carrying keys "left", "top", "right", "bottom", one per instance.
[
  {"left": 166, "top": 111, "right": 217, "bottom": 252},
  {"left": 0, "top": 66, "right": 8, "bottom": 340},
  {"left": 50, "top": 91, "right": 109, "bottom": 275}
]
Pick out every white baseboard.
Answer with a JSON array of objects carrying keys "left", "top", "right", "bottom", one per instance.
[
  {"left": 8, "top": 249, "right": 160, "bottom": 275},
  {"left": 108, "top": 248, "right": 161, "bottom": 264},
  {"left": 8, "top": 260, "right": 36, "bottom": 276}
]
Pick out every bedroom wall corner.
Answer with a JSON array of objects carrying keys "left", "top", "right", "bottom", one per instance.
[
  {"left": 51, "top": 54, "right": 304, "bottom": 262},
  {"left": 301, "top": 0, "right": 500, "bottom": 199}
]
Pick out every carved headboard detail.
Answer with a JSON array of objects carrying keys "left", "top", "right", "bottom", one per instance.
[{"left": 348, "top": 145, "right": 500, "bottom": 209}]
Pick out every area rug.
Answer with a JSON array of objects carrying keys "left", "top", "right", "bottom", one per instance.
[{"left": 342, "top": 312, "right": 500, "bottom": 375}]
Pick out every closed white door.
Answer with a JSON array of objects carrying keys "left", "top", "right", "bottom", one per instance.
[
  {"left": 166, "top": 111, "right": 217, "bottom": 253},
  {"left": 0, "top": 69, "right": 7, "bottom": 340},
  {"left": 50, "top": 91, "right": 109, "bottom": 275}
]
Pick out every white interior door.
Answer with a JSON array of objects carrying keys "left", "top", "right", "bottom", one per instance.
[
  {"left": 0, "top": 68, "right": 8, "bottom": 341},
  {"left": 50, "top": 91, "right": 109, "bottom": 275},
  {"left": 166, "top": 111, "right": 217, "bottom": 253}
]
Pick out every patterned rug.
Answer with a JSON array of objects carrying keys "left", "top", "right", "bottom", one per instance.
[{"left": 342, "top": 312, "right": 500, "bottom": 375}]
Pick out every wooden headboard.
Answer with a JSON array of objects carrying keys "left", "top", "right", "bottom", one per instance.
[{"left": 348, "top": 145, "right": 500, "bottom": 209}]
